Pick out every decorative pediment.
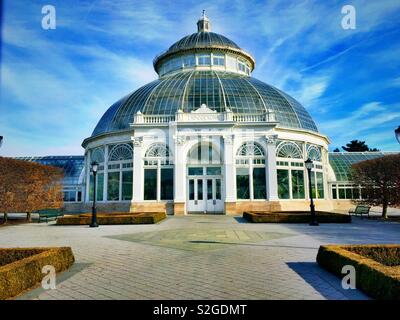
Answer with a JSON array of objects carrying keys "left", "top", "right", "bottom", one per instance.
[{"left": 191, "top": 104, "right": 217, "bottom": 114}]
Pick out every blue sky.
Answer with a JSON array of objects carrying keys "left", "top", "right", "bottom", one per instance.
[{"left": 1, "top": 0, "right": 400, "bottom": 156}]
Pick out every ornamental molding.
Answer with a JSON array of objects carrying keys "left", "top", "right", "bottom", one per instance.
[
  {"left": 265, "top": 134, "right": 278, "bottom": 145},
  {"left": 131, "top": 136, "right": 143, "bottom": 147},
  {"left": 174, "top": 135, "right": 187, "bottom": 146},
  {"left": 191, "top": 104, "right": 217, "bottom": 114},
  {"left": 223, "top": 134, "right": 234, "bottom": 145}
]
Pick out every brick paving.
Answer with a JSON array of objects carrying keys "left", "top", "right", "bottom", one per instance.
[{"left": 0, "top": 215, "right": 398, "bottom": 300}]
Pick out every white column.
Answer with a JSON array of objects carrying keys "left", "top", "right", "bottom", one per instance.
[
  {"left": 132, "top": 137, "right": 143, "bottom": 202},
  {"left": 173, "top": 136, "right": 186, "bottom": 204},
  {"left": 266, "top": 135, "right": 279, "bottom": 201},
  {"left": 85, "top": 150, "right": 91, "bottom": 202},
  {"left": 223, "top": 135, "right": 235, "bottom": 202},
  {"left": 103, "top": 145, "right": 108, "bottom": 201}
]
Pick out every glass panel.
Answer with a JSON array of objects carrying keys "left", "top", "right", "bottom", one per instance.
[
  {"left": 122, "top": 170, "right": 133, "bottom": 200},
  {"left": 197, "top": 179, "right": 203, "bottom": 200},
  {"left": 310, "top": 172, "right": 316, "bottom": 199},
  {"left": 332, "top": 187, "right": 337, "bottom": 199},
  {"left": 206, "top": 167, "right": 221, "bottom": 175},
  {"left": 345, "top": 188, "right": 352, "bottom": 200},
  {"left": 198, "top": 54, "right": 211, "bottom": 65},
  {"left": 213, "top": 54, "right": 225, "bottom": 66},
  {"left": 97, "top": 173, "right": 104, "bottom": 201},
  {"left": 316, "top": 172, "right": 324, "bottom": 199},
  {"left": 277, "top": 169, "right": 290, "bottom": 199},
  {"left": 77, "top": 191, "right": 82, "bottom": 202},
  {"left": 89, "top": 174, "right": 94, "bottom": 201},
  {"left": 292, "top": 170, "right": 305, "bottom": 199},
  {"left": 339, "top": 188, "right": 345, "bottom": 199},
  {"left": 189, "top": 180, "right": 194, "bottom": 200},
  {"left": 253, "top": 168, "right": 266, "bottom": 199},
  {"left": 188, "top": 167, "right": 203, "bottom": 175},
  {"left": 107, "top": 172, "right": 120, "bottom": 201},
  {"left": 207, "top": 179, "right": 213, "bottom": 200},
  {"left": 353, "top": 187, "right": 360, "bottom": 200},
  {"left": 216, "top": 179, "right": 221, "bottom": 200},
  {"left": 161, "top": 168, "right": 173, "bottom": 200},
  {"left": 236, "top": 168, "right": 250, "bottom": 199},
  {"left": 144, "top": 169, "right": 157, "bottom": 200}
]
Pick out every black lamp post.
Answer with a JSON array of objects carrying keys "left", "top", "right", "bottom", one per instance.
[
  {"left": 305, "top": 158, "right": 319, "bottom": 226},
  {"left": 90, "top": 161, "right": 99, "bottom": 228},
  {"left": 395, "top": 126, "right": 400, "bottom": 144},
  {"left": 0, "top": 136, "right": 3, "bottom": 148}
]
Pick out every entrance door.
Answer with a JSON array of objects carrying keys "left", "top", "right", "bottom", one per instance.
[
  {"left": 187, "top": 167, "right": 223, "bottom": 214},
  {"left": 188, "top": 178, "right": 204, "bottom": 213},
  {"left": 206, "top": 178, "right": 223, "bottom": 213}
]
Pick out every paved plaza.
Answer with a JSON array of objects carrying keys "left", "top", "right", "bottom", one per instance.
[{"left": 1, "top": 215, "right": 399, "bottom": 300}]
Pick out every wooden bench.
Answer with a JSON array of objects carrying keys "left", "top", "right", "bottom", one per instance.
[
  {"left": 348, "top": 205, "right": 371, "bottom": 218},
  {"left": 36, "top": 209, "right": 64, "bottom": 223}
]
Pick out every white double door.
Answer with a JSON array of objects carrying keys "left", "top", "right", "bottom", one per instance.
[{"left": 187, "top": 175, "right": 223, "bottom": 214}]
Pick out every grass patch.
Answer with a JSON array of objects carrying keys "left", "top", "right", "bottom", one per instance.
[
  {"left": 56, "top": 212, "right": 166, "bottom": 225},
  {"left": 0, "top": 247, "right": 75, "bottom": 300},
  {"left": 243, "top": 211, "right": 351, "bottom": 223},
  {"left": 317, "top": 245, "right": 400, "bottom": 300}
]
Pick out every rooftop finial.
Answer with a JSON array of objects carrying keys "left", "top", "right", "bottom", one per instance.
[{"left": 197, "top": 10, "right": 210, "bottom": 32}]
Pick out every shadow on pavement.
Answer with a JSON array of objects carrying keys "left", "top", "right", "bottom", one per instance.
[{"left": 287, "top": 262, "right": 369, "bottom": 300}]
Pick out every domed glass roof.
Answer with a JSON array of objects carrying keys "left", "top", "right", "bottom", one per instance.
[
  {"left": 167, "top": 32, "right": 241, "bottom": 52},
  {"left": 91, "top": 70, "right": 318, "bottom": 137}
]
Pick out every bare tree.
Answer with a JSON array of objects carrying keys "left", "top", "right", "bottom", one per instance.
[
  {"left": 351, "top": 154, "right": 400, "bottom": 218},
  {"left": 0, "top": 157, "right": 63, "bottom": 223}
]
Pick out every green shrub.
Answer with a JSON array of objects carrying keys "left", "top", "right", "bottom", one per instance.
[
  {"left": 243, "top": 212, "right": 351, "bottom": 223},
  {"left": 56, "top": 212, "right": 166, "bottom": 225},
  {"left": 317, "top": 245, "right": 400, "bottom": 300},
  {"left": 0, "top": 247, "right": 75, "bottom": 300}
]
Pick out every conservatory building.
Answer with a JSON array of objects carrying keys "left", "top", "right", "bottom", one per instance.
[{"left": 78, "top": 14, "right": 334, "bottom": 215}]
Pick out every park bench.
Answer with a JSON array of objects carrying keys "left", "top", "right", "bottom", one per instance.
[
  {"left": 348, "top": 205, "right": 371, "bottom": 218},
  {"left": 36, "top": 209, "right": 64, "bottom": 223}
]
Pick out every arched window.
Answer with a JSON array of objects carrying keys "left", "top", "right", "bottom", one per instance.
[
  {"left": 237, "top": 142, "right": 265, "bottom": 157},
  {"left": 306, "top": 145, "right": 324, "bottom": 199},
  {"left": 109, "top": 143, "right": 133, "bottom": 161},
  {"left": 276, "top": 142, "right": 303, "bottom": 159},
  {"left": 89, "top": 147, "right": 105, "bottom": 202},
  {"left": 144, "top": 143, "right": 173, "bottom": 201},
  {"left": 91, "top": 147, "right": 105, "bottom": 163},
  {"left": 106, "top": 143, "right": 133, "bottom": 201},
  {"left": 307, "top": 145, "right": 322, "bottom": 162},
  {"left": 235, "top": 142, "right": 266, "bottom": 200},
  {"left": 145, "top": 143, "right": 170, "bottom": 158},
  {"left": 187, "top": 141, "right": 222, "bottom": 165},
  {"left": 276, "top": 142, "right": 304, "bottom": 200}
]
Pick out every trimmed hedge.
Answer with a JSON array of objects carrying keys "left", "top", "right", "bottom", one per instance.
[
  {"left": 56, "top": 212, "right": 166, "bottom": 225},
  {"left": 317, "top": 245, "right": 400, "bottom": 300},
  {"left": 243, "top": 211, "right": 351, "bottom": 223},
  {"left": 0, "top": 247, "right": 75, "bottom": 300}
]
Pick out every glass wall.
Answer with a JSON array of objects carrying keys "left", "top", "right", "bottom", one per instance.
[
  {"left": 236, "top": 142, "right": 266, "bottom": 200},
  {"left": 276, "top": 161, "right": 305, "bottom": 200},
  {"left": 144, "top": 169, "right": 157, "bottom": 200},
  {"left": 331, "top": 184, "right": 361, "bottom": 200},
  {"left": 277, "top": 169, "right": 290, "bottom": 199},
  {"left": 253, "top": 167, "right": 266, "bottom": 199},
  {"left": 161, "top": 168, "right": 174, "bottom": 200},
  {"left": 291, "top": 170, "right": 305, "bottom": 199},
  {"left": 158, "top": 53, "right": 252, "bottom": 76},
  {"left": 144, "top": 143, "right": 174, "bottom": 201},
  {"left": 236, "top": 168, "right": 250, "bottom": 199},
  {"left": 107, "top": 172, "right": 120, "bottom": 201}
]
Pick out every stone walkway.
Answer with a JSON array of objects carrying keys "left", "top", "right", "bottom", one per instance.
[{"left": 0, "top": 215, "right": 399, "bottom": 300}]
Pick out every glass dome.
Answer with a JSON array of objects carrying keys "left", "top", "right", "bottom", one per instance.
[
  {"left": 91, "top": 70, "right": 318, "bottom": 136},
  {"left": 90, "top": 14, "right": 318, "bottom": 138}
]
